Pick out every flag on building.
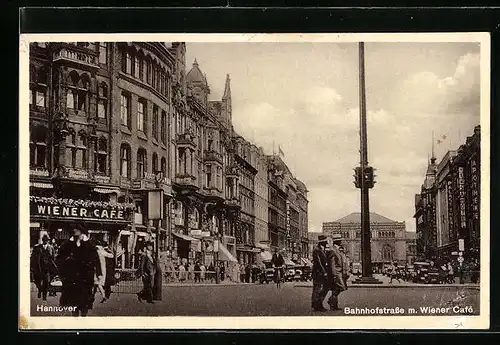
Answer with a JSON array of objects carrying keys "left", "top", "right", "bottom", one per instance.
[{"left": 278, "top": 145, "right": 285, "bottom": 157}]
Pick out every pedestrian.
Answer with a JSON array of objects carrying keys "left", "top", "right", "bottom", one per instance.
[
  {"left": 339, "top": 246, "right": 350, "bottom": 290},
  {"left": 245, "top": 264, "right": 251, "bottom": 283},
  {"left": 194, "top": 261, "right": 201, "bottom": 283},
  {"left": 200, "top": 263, "right": 206, "bottom": 282},
  {"left": 31, "top": 234, "right": 57, "bottom": 300},
  {"left": 220, "top": 262, "right": 226, "bottom": 281},
  {"left": 57, "top": 225, "right": 102, "bottom": 316},
  {"left": 102, "top": 243, "right": 116, "bottom": 300},
  {"left": 178, "top": 263, "right": 186, "bottom": 282},
  {"left": 208, "top": 262, "right": 215, "bottom": 282},
  {"left": 389, "top": 261, "right": 400, "bottom": 284},
  {"left": 94, "top": 240, "right": 113, "bottom": 303},
  {"left": 311, "top": 235, "right": 329, "bottom": 312},
  {"left": 325, "top": 234, "right": 346, "bottom": 311},
  {"left": 188, "top": 262, "right": 194, "bottom": 282},
  {"left": 136, "top": 241, "right": 156, "bottom": 304}
]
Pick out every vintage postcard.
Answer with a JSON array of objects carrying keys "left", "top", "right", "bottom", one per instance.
[{"left": 19, "top": 33, "right": 490, "bottom": 330}]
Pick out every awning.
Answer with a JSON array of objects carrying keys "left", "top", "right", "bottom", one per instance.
[
  {"left": 94, "top": 187, "right": 120, "bottom": 194},
  {"left": 173, "top": 232, "right": 199, "bottom": 242},
  {"left": 218, "top": 243, "right": 238, "bottom": 262},
  {"left": 260, "top": 250, "right": 273, "bottom": 262},
  {"left": 30, "top": 182, "right": 53, "bottom": 189},
  {"left": 284, "top": 258, "right": 295, "bottom": 266}
]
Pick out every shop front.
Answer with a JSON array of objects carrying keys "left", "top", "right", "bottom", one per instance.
[{"left": 29, "top": 196, "right": 134, "bottom": 258}]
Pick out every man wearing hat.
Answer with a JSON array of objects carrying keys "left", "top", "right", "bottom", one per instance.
[
  {"left": 57, "top": 224, "right": 102, "bottom": 316},
  {"left": 137, "top": 241, "right": 156, "bottom": 303},
  {"left": 325, "top": 234, "right": 346, "bottom": 311},
  {"left": 31, "top": 234, "right": 57, "bottom": 300},
  {"left": 311, "top": 235, "right": 329, "bottom": 311}
]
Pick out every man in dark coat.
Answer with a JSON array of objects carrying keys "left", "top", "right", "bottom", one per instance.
[
  {"left": 326, "top": 234, "right": 346, "bottom": 311},
  {"left": 137, "top": 241, "right": 156, "bottom": 303},
  {"left": 311, "top": 235, "right": 329, "bottom": 311},
  {"left": 57, "top": 225, "right": 101, "bottom": 316},
  {"left": 31, "top": 234, "right": 57, "bottom": 300},
  {"left": 271, "top": 249, "right": 286, "bottom": 283}
]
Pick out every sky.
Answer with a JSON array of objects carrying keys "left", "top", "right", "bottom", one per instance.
[{"left": 185, "top": 41, "right": 481, "bottom": 233}]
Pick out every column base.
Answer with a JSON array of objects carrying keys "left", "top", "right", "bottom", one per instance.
[{"left": 352, "top": 276, "right": 383, "bottom": 284}]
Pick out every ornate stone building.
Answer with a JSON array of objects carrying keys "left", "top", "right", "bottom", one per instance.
[{"left": 323, "top": 212, "right": 408, "bottom": 267}]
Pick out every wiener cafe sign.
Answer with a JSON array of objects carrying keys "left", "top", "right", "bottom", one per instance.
[{"left": 30, "top": 197, "right": 133, "bottom": 221}]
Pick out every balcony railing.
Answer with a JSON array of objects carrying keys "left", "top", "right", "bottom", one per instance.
[
  {"left": 204, "top": 150, "right": 223, "bottom": 164},
  {"left": 226, "top": 165, "right": 239, "bottom": 178},
  {"left": 53, "top": 47, "right": 99, "bottom": 68},
  {"left": 204, "top": 187, "right": 224, "bottom": 199},
  {"left": 226, "top": 197, "right": 241, "bottom": 208},
  {"left": 175, "top": 174, "right": 197, "bottom": 187},
  {"left": 30, "top": 167, "right": 50, "bottom": 177}
]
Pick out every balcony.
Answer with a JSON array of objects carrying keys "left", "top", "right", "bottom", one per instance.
[
  {"left": 226, "top": 197, "right": 241, "bottom": 209},
  {"left": 53, "top": 46, "right": 99, "bottom": 69},
  {"left": 174, "top": 173, "right": 199, "bottom": 193},
  {"left": 203, "top": 187, "right": 224, "bottom": 201},
  {"left": 226, "top": 165, "right": 239, "bottom": 178},
  {"left": 176, "top": 133, "right": 197, "bottom": 150},
  {"left": 204, "top": 150, "right": 223, "bottom": 164}
]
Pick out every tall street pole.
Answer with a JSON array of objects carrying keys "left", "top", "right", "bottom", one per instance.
[{"left": 354, "top": 42, "right": 381, "bottom": 284}]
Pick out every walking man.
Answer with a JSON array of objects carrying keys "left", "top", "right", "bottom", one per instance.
[
  {"left": 339, "top": 246, "right": 350, "bottom": 290},
  {"left": 31, "top": 234, "right": 57, "bottom": 300},
  {"left": 137, "top": 241, "right": 156, "bottom": 303},
  {"left": 326, "top": 234, "right": 346, "bottom": 311},
  {"left": 311, "top": 235, "right": 329, "bottom": 312}
]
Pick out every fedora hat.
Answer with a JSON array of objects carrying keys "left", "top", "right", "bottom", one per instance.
[
  {"left": 318, "top": 235, "right": 328, "bottom": 243},
  {"left": 331, "top": 233, "right": 344, "bottom": 242}
]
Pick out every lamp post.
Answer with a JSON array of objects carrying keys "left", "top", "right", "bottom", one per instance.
[
  {"left": 150, "top": 171, "right": 166, "bottom": 299},
  {"left": 353, "top": 42, "right": 381, "bottom": 284}
]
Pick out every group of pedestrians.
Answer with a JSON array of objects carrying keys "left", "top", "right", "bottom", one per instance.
[
  {"left": 311, "top": 234, "right": 349, "bottom": 312},
  {"left": 30, "top": 225, "right": 117, "bottom": 316}
]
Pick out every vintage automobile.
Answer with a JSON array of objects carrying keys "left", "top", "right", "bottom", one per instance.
[{"left": 413, "top": 262, "right": 430, "bottom": 283}]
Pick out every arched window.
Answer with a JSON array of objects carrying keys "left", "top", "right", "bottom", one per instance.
[
  {"left": 97, "top": 82, "right": 108, "bottom": 120},
  {"left": 78, "top": 131, "right": 87, "bottom": 169},
  {"left": 152, "top": 153, "right": 158, "bottom": 174},
  {"left": 120, "top": 92, "right": 131, "bottom": 128},
  {"left": 161, "top": 110, "right": 166, "bottom": 143},
  {"left": 31, "top": 68, "right": 48, "bottom": 108},
  {"left": 146, "top": 58, "right": 152, "bottom": 85},
  {"left": 120, "top": 144, "right": 131, "bottom": 178},
  {"left": 137, "top": 99, "right": 147, "bottom": 133},
  {"left": 66, "top": 71, "right": 79, "bottom": 110},
  {"left": 66, "top": 130, "right": 77, "bottom": 168},
  {"left": 29, "top": 126, "right": 48, "bottom": 168},
  {"left": 382, "top": 245, "right": 393, "bottom": 262},
  {"left": 152, "top": 105, "right": 158, "bottom": 140},
  {"left": 134, "top": 55, "right": 140, "bottom": 79},
  {"left": 161, "top": 157, "right": 167, "bottom": 177},
  {"left": 137, "top": 148, "right": 147, "bottom": 178},
  {"left": 77, "top": 74, "right": 90, "bottom": 112},
  {"left": 98, "top": 42, "right": 107, "bottom": 64},
  {"left": 96, "top": 137, "right": 108, "bottom": 174}
]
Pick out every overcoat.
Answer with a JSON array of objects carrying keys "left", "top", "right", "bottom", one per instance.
[
  {"left": 311, "top": 246, "right": 328, "bottom": 282},
  {"left": 326, "top": 245, "right": 346, "bottom": 292}
]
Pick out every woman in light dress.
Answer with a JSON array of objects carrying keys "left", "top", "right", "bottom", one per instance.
[{"left": 94, "top": 241, "right": 114, "bottom": 302}]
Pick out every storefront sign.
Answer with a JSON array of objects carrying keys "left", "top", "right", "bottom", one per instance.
[
  {"left": 458, "top": 167, "right": 467, "bottom": 228},
  {"left": 447, "top": 180, "right": 455, "bottom": 241},
  {"left": 33, "top": 204, "right": 125, "bottom": 220},
  {"left": 470, "top": 159, "right": 479, "bottom": 221},
  {"left": 148, "top": 190, "right": 163, "bottom": 220}
]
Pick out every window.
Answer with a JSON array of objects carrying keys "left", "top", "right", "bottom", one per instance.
[
  {"left": 99, "top": 43, "right": 107, "bottom": 64},
  {"left": 30, "top": 126, "right": 48, "bottom": 168},
  {"left": 137, "top": 100, "right": 146, "bottom": 133},
  {"left": 137, "top": 148, "right": 147, "bottom": 178},
  {"left": 96, "top": 138, "right": 107, "bottom": 174},
  {"left": 147, "top": 60, "right": 152, "bottom": 84},
  {"left": 134, "top": 57, "right": 140, "bottom": 79},
  {"left": 78, "top": 132, "right": 87, "bottom": 169},
  {"left": 66, "top": 132, "right": 77, "bottom": 168},
  {"left": 161, "top": 110, "right": 166, "bottom": 143},
  {"left": 141, "top": 58, "right": 146, "bottom": 81},
  {"left": 152, "top": 153, "right": 158, "bottom": 174},
  {"left": 120, "top": 144, "right": 131, "bottom": 178},
  {"left": 151, "top": 106, "right": 159, "bottom": 140},
  {"left": 161, "top": 157, "right": 167, "bottom": 177},
  {"left": 98, "top": 83, "right": 108, "bottom": 119},
  {"left": 29, "top": 89, "right": 33, "bottom": 105},
  {"left": 120, "top": 93, "right": 130, "bottom": 127},
  {"left": 126, "top": 52, "right": 132, "bottom": 74},
  {"left": 35, "top": 89, "right": 45, "bottom": 107},
  {"left": 206, "top": 165, "right": 212, "bottom": 188}
]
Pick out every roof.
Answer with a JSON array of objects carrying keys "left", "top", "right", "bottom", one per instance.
[
  {"left": 186, "top": 59, "right": 207, "bottom": 85},
  {"left": 333, "top": 212, "right": 397, "bottom": 224}
]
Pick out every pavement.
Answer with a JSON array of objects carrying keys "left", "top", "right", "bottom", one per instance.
[{"left": 30, "top": 279, "right": 480, "bottom": 317}]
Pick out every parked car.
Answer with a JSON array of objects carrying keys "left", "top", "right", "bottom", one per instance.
[{"left": 413, "top": 262, "right": 430, "bottom": 283}]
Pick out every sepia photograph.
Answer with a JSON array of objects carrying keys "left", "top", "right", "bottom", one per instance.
[{"left": 19, "top": 33, "right": 489, "bottom": 329}]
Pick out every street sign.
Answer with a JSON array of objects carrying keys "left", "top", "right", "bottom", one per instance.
[
  {"left": 459, "top": 251, "right": 463, "bottom": 256},
  {"left": 458, "top": 239, "right": 465, "bottom": 251},
  {"left": 458, "top": 256, "right": 464, "bottom": 263}
]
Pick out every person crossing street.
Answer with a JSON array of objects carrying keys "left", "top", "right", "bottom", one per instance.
[
  {"left": 326, "top": 234, "right": 346, "bottom": 311},
  {"left": 311, "top": 235, "right": 329, "bottom": 311}
]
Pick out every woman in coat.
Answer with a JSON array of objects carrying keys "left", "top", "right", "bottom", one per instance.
[
  {"left": 94, "top": 241, "right": 114, "bottom": 303},
  {"left": 57, "top": 225, "right": 102, "bottom": 317}
]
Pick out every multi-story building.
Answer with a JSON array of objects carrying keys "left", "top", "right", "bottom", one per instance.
[
  {"left": 323, "top": 212, "right": 408, "bottom": 268},
  {"left": 414, "top": 149, "right": 438, "bottom": 260},
  {"left": 252, "top": 146, "right": 269, "bottom": 246},
  {"left": 405, "top": 231, "right": 417, "bottom": 264},
  {"left": 234, "top": 136, "right": 258, "bottom": 264},
  {"left": 295, "top": 178, "right": 309, "bottom": 261},
  {"left": 307, "top": 232, "right": 322, "bottom": 260},
  {"left": 267, "top": 157, "right": 287, "bottom": 253},
  {"left": 415, "top": 126, "right": 480, "bottom": 261}
]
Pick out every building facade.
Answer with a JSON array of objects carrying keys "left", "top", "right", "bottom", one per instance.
[
  {"left": 323, "top": 212, "right": 408, "bottom": 268},
  {"left": 405, "top": 231, "right": 417, "bottom": 264},
  {"left": 28, "top": 40, "right": 309, "bottom": 269},
  {"left": 415, "top": 126, "right": 480, "bottom": 261}
]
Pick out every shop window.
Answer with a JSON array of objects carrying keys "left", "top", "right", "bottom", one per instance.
[
  {"left": 120, "top": 92, "right": 131, "bottom": 128},
  {"left": 137, "top": 99, "right": 146, "bottom": 133},
  {"left": 98, "top": 42, "right": 107, "bottom": 64},
  {"left": 152, "top": 105, "right": 158, "bottom": 140},
  {"left": 137, "top": 148, "right": 147, "bottom": 178},
  {"left": 120, "top": 144, "right": 131, "bottom": 178}
]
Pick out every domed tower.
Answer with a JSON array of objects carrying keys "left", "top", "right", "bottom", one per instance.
[{"left": 186, "top": 59, "right": 210, "bottom": 106}]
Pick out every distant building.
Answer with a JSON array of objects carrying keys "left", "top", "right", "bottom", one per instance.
[
  {"left": 307, "top": 232, "right": 322, "bottom": 260},
  {"left": 406, "top": 231, "right": 417, "bottom": 264},
  {"left": 323, "top": 212, "right": 408, "bottom": 268}
]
